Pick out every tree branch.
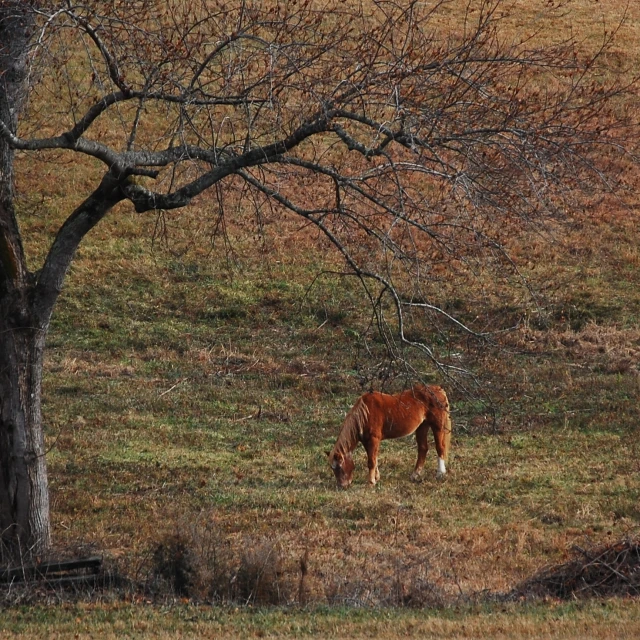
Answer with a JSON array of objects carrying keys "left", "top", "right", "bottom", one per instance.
[{"left": 34, "top": 171, "right": 127, "bottom": 325}]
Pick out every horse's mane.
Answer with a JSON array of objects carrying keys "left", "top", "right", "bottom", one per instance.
[{"left": 333, "top": 397, "right": 369, "bottom": 455}]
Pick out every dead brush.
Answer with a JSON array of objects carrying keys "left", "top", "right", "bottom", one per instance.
[
  {"left": 147, "top": 514, "right": 235, "bottom": 601},
  {"left": 150, "top": 533, "right": 197, "bottom": 598},
  {"left": 147, "top": 519, "right": 299, "bottom": 604},
  {"left": 397, "top": 563, "right": 448, "bottom": 609},
  {"left": 511, "top": 537, "right": 640, "bottom": 600},
  {"left": 232, "top": 538, "right": 291, "bottom": 606}
]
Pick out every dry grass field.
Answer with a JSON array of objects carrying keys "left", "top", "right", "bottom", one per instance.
[{"left": 3, "top": 0, "right": 640, "bottom": 637}]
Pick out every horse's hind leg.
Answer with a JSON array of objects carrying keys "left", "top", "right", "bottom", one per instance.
[
  {"left": 433, "top": 425, "right": 447, "bottom": 479},
  {"left": 411, "top": 423, "right": 430, "bottom": 482}
]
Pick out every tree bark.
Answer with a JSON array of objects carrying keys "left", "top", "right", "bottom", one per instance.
[
  {"left": 0, "top": 1, "right": 49, "bottom": 562},
  {"left": 0, "top": 292, "right": 51, "bottom": 561}
]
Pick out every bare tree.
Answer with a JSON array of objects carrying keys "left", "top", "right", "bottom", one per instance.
[{"left": 0, "top": 0, "right": 633, "bottom": 559}]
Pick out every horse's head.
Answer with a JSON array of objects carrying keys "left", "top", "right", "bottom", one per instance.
[{"left": 327, "top": 450, "right": 355, "bottom": 489}]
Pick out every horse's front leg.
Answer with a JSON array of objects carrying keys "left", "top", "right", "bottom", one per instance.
[{"left": 364, "top": 438, "right": 381, "bottom": 485}]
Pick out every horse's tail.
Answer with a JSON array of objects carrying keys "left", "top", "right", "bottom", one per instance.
[
  {"left": 439, "top": 388, "right": 452, "bottom": 461},
  {"left": 442, "top": 398, "right": 452, "bottom": 461}
]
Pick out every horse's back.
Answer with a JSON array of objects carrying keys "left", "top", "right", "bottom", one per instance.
[
  {"left": 360, "top": 387, "right": 426, "bottom": 439},
  {"left": 360, "top": 390, "right": 396, "bottom": 425},
  {"left": 412, "top": 384, "right": 449, "bottom": 410},
  {"left": 358, "top": 385, "right": 450, "bottom": 439}
]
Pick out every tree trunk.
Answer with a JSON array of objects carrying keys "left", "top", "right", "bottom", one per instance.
[
  {"left": 1, "top": 4, "right": 129, "bottom": 561},
  {"left": 0, "top": 171, "right": 127, "bottom": 563},
  {"left": 0, "top": 169, "right": 128, "bottom": 563},
  {"left": 0, "top": 290, "right": 51, "bottom": 562},
  {"left": 0, "top": 1, "right": 49, "bottom": 563}
]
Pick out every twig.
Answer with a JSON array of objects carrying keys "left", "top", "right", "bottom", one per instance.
[
  {"left": 231, "top": 407, "right": 262, "bottom": 423},
  {"left": 159, "top": 378, "right": 187, "bottom": 397}
]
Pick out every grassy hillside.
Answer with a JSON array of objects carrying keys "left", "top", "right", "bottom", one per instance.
[
  {"left": 37, "top": 208, "right": 639, "bottom": 601},
  {"left": 5, "top": 0, "right": 640, "bottom": 636}
]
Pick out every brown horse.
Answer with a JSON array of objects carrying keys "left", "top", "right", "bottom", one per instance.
[{"left": 327, "top": 385, "right": 452, "bottom": 489}]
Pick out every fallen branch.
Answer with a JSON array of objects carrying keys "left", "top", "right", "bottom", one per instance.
[{"left": 1, "top": 556, "right": 102, "bottom": 584}]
